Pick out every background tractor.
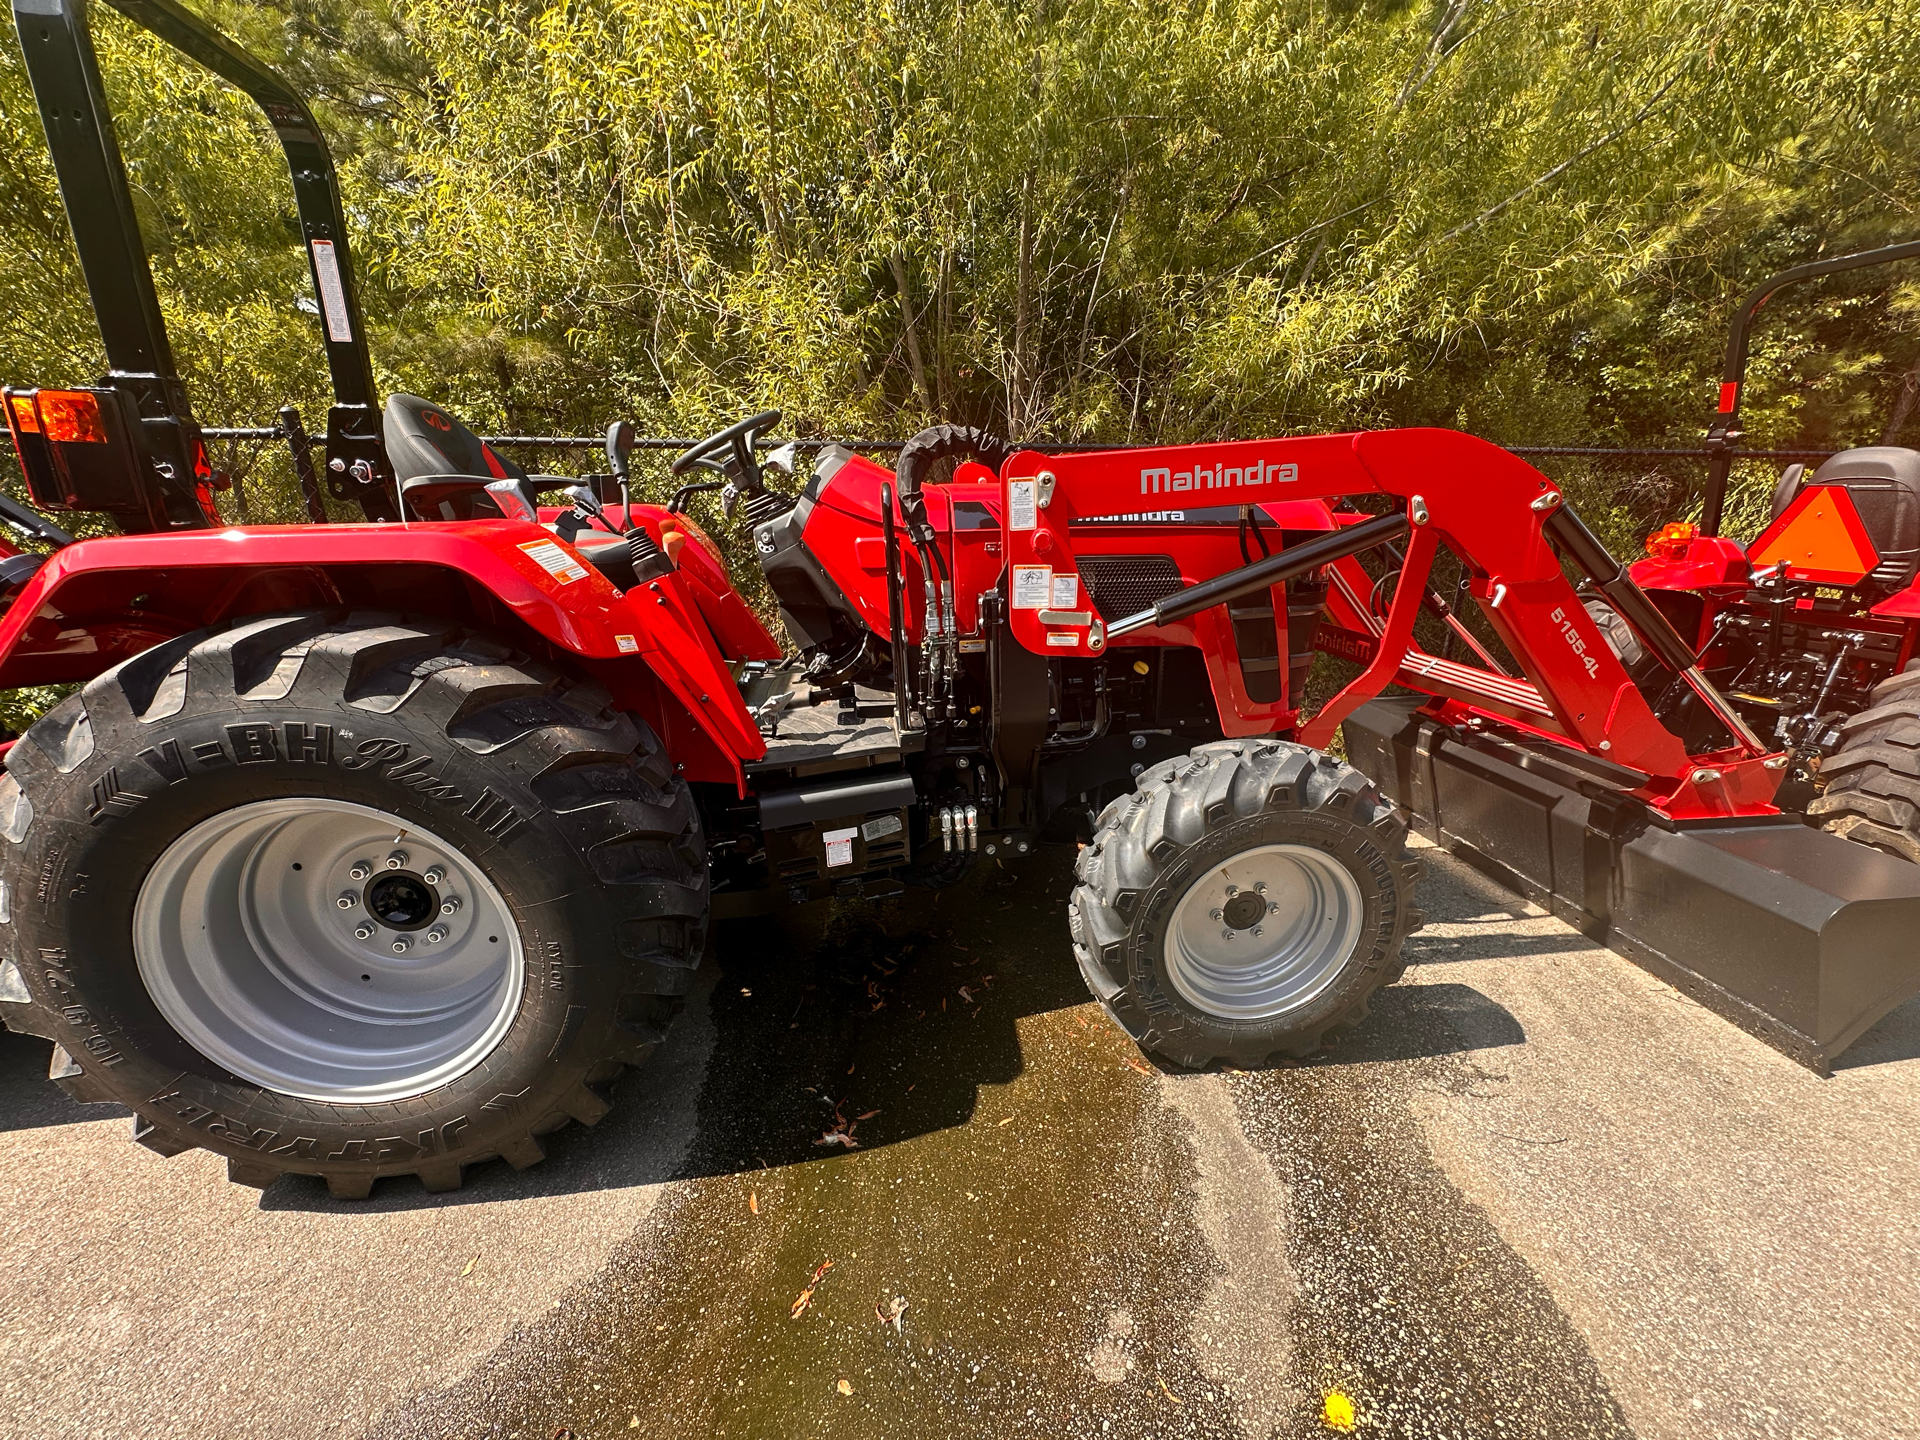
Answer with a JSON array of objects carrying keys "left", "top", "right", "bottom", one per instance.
[{"left": 1, "top": 0, "right": 1918, "bottom": 1202}]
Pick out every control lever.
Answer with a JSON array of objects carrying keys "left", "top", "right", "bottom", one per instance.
[{"left": 484, "top": 478, "right": 537, "bottom": 523}]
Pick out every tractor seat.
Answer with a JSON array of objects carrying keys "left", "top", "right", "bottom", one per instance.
[
  {"left": 383, "top": 394, "right": 535, "bottom": 519},
  {"left": 1766, "top": 446, "right": 1920, "bottom": 590}
]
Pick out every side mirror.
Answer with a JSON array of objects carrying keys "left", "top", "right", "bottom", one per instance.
[{"left": 605, "top": 420, "right": 636, "bottom": 480}]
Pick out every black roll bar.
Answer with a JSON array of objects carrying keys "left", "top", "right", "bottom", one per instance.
[
  {"left": 1701, "top": 237, "right": 1920, "bottom": 536},
  {"left": 9, "top": 0, "right": 395, "bottom": 519}
]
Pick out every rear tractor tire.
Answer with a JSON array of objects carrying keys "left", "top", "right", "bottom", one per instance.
[
  {"left": 0, "top": 611, "right": 708, "bottom": 1198},
  {"left": 1808, "top": 666, "right": 1920, "bottom": 862},
  {"left": 1068, "top": 738, "right": 1422, "bottom": 1068}
]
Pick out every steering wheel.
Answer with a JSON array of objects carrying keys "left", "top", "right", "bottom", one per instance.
[{"left": 670, "top": 409, "right": 782, "bottom": 487}]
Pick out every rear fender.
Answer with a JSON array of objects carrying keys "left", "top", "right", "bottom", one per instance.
[{"left": 0, "top": 521, "right": 766, "bottom": 787}]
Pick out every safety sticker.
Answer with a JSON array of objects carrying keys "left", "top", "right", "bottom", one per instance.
[
  {"left": 958, "top": 638, "right": 987, "bottom": 653},
  {"left": 614, "top": 634, "right": 639, "bottom": 654},
  {"left": 1045, "top": 631, "right": 1079, "bottom": 647},
  {"left": 308, "top": 240, "right": 354, "bottom": 343},
  {"left": 1007, "top": 480, "right": 1037, "bottom": 532},
  {"left": 823, "top": 826, "right": 858, "bottom": 868},
  {"left": 519, "top": 539, "right": 589, "bottom": 584},
  {"left": 1049, "top": 573, "right": 1079, "bottom": 608},
  {"left": 1011, "top": 565, "right": 1051, "bottom": 609},
  {"left": 862, "top": 814, "right": 903, "bottom": 842}
]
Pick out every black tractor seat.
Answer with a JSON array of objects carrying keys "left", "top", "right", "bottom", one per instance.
[
  {"left": 1766, "top": 446, "right": 1920, "bottom": 591},
  {"left": 383, "top": 393, "right": 540, "bottom": 520}
]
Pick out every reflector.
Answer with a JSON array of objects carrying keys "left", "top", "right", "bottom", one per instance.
[
  {"left": 5, "top": 394, "right": 38, "bottom": 435},
  {"left": 37, "top": 390, "right": 107, "bottom": 444},
  {"left": 1645, "top": 520, "right": 1698, "bottom": 560},
  {"left": 1748, "top": 484, "right": 1879, "bottom": 586}
]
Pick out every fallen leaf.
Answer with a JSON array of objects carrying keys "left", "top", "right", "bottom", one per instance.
[
  {"left": 836, "top": 1379, "right": 854, "bottom": 1397},
  {"left": 790, "top": 1259, "right": 836, "bottom": 1320},
  {"left": 847, "top": 1063, "right": 856, "bottom": 1074},
  {"left": 740, "top": 987, "right": 752, "bottom": 996},
  {"left": 856, "top": 1109, "right": 880, "bottom": 1121},
  {"left": 876, "top": 1294, "right": 910, "bottom": 1332},
  {"left": 997, "top": 1116, "right": 1015, "bottom": 1127},
  {"left": 628, "top": 1419, "right": 640, "bottom": 1430},
  {"left": 1323, "top": 1389, "right": 1356, "bottom": 1431},
  {"left": 1124, "top": 1056, "right": 1156, "bottom": 1076},
  {"left": 460, "top": 1256, "right": 477, "bottom": 1278},
  {"left": 958, "top": 985, "right": 975, "bottom": 1003},
  {"left": 815, "top": 1130, "right": 860, "bottom": 1149},
  {"left": 749, "top": 1191, "right": 759, "bottom": 1215},
  {"left": 1157, "top": 1377, "right": 1183, "bottom": 1405}
]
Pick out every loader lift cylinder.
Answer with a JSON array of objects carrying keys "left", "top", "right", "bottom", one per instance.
[{"left": 1108, "top": 510, "right": 1413, "bottom": 637}]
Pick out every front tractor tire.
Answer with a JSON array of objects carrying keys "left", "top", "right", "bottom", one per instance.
[
  {"left": 1069, "top": 739, "right": 1421, "bottom": 1068},
  {"left": 0, "top": 612, "right": 707, "bottom": 1198}
]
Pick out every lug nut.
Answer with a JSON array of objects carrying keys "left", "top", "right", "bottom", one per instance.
[
  {"left": 348, "top": 861, "right": 372, "bottom": 881},
  {"left": 1224, "top": 884, "right": 1239, "bottom": 896},
  {"left": 336, "top": 893, "right": 357, "bottom": 909},
  {"left": 390, "top": 937, "right": 410, "bottom": 955},
  {"left": 1268, "top": 901, "right": 1279, "bottom": 914},
  {"left": 423, "top": 866, "right": 446, "bottom": 885},
  {"left": 1255, "top": 882, "right": 1268, "bottom": 895},
  {"left": 1222, "top": 929, "right": 1236, "bottom": 941},
  {"left": 1210, "top": 908, "right": 1223, "bottom": 921},
  {"left": 441, "top": 896, "right": 462, "bottom": 915},
  {"left": 426, "top": 926, "right": 449, "bottom": 944},
  {"left": 353, "top": 923, "right": 375, "bottom": 940},
  {"left": 385, "top": 850, "right": 409, "bottom": 870},
  {"left": 1252, "top": 925, "right": 1264, "bottom": 938}
]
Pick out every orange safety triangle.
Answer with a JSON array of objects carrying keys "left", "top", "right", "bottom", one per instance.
[{"left": 1748, "top": 484, "right": 1879, "bottom": 585}]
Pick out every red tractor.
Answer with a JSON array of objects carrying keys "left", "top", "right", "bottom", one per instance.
[{"left": 3, "top": 0, "right": 1918, "bottom": 1200}]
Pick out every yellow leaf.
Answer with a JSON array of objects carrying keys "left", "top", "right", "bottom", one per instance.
[
  {"left": 1323, "top": 1389, "right": 1356, "bottom": 1431},
  {"left": 836, "top": 1378, "right": 854, "bottom": 1396},
  {"left": 459, "top": 1256, "right": 477, "bottom": 1278},
  {"left": 749, "top": 1190, "right": 759, "bottom": 1215},
  {"left": 1157, "top": 1377, "right": 1182, "bottom": 1404}
]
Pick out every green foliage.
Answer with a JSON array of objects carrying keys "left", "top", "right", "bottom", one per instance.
[{"left": 2, "top": 0, "right": 1918, "bottom": 560}]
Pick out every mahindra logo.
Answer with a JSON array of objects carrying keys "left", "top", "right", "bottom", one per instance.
[{"left": 1140, "top": 460, "right": 1297, "bottom": 495}]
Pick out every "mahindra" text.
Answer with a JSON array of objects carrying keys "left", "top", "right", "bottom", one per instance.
[{"left": 1140, "top": 460, "right": 1298, "bottom": 495}]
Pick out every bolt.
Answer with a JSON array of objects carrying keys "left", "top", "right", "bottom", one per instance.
[
  {"left": 385, "top": 850, "right": 409, "bottom": 870},
  {"left": 336, "top": 892, "right": 357, "bottom": 909},
  {"left": 985, "top": 844, "right": 997, "bottom": 855},
  {"left": 1253, "top": 925, "right": 1264, "bottom": 938},
  {"left": 1255, "top": 882, "right": 1267, "bottom": 894},
  {"left": 426, "top": 926, "right": 449, "bottom": 944},
  {"left": 1222, "top": 929, "right": 1236, "bottom": 941},
  {"left": 1210, "top": 909, "right": 1223, "bottom": 921},
  {"left": 1224, "top": 884, "right": 1239, "bottom": 896},
  {"left": 441, "top": 896, "right": 462, "bottom": 915},
  {"left": 390, "top": 937, "right": 411, "bottom": 955},
  {"left": 1131, "top": 733, "right": 1147, "bottom": 750},
  {"left": 1018, "top": 841, "right": 1030, "bottom": 854},
  {"left": 354, "top": 923, "right": 375, "bottom": 940},
  {"left": 1268, "top": 902, "right": 1279, "bottom": 914},
  {"left": 423, "top": 866, "right": 446, "bottom": 885},
  {"left": 348, "top": 861, "right": 372, "bottom": 881}
]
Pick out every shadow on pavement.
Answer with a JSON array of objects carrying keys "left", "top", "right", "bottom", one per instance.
[
  {"left": 1832, "top": 994, "right": 1920, "bottom": 1071},
  {"left": 0, "top": 1028, "right": 131, "bottom": 1133},
  {"left": 259, "top": 851, "right": 1090, "bottom": 1212}
]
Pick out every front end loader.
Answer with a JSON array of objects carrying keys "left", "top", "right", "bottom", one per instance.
[{"left": 2, "top": 0, "right": 1916, "bottom": 1202}]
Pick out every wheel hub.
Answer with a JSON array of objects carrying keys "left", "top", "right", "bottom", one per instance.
[
  {"left": 133, "top": 798, "right": 523, "bottom": 1103},
  {"left": 366, "top": 871, "right": 438, "bottom": 930}
]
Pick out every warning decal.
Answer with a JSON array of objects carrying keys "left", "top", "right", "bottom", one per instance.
[
  {"left": 1011, "top": 565, "right": 1051, "bottom": 609},
  {"left": 309, "top": 240, "right": 354, "bottom": 343},
  {"left": 519, "top": 539, "right": 590, "bottom": 584}
]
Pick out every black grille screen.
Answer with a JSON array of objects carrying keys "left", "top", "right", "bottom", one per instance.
[{"left": 1078, "top": 554, "right": 1185, "bottom": 620}]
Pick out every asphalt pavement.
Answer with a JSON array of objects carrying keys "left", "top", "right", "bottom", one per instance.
[{"left": 2, "top": 839, "right": 1917, "bottom": 1439}]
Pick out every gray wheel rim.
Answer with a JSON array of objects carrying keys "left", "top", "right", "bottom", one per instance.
[
  {"left": 133, "top": 798, "right": 523, "bottom": 1103},
  {"left": 1163, "top": 843, "right": 1365, "bottom": 1020}
]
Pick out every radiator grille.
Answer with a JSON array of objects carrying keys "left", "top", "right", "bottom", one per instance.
[{"left": 1077, "top": 554, "right": 1185, "bottom": 621}]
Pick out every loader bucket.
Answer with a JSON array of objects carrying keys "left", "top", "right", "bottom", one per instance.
[{"left": 1344, "top": 697, "right": 1920, "bottom": 1074}]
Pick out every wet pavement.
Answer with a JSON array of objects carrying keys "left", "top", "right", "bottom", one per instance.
[{"left": 4, "top": 842, "right": 1919, "bottom": 1438}]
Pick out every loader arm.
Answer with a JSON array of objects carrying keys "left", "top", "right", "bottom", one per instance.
[{"left": 1000, "top": 427, "right": 1781, "bottom": 820}]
